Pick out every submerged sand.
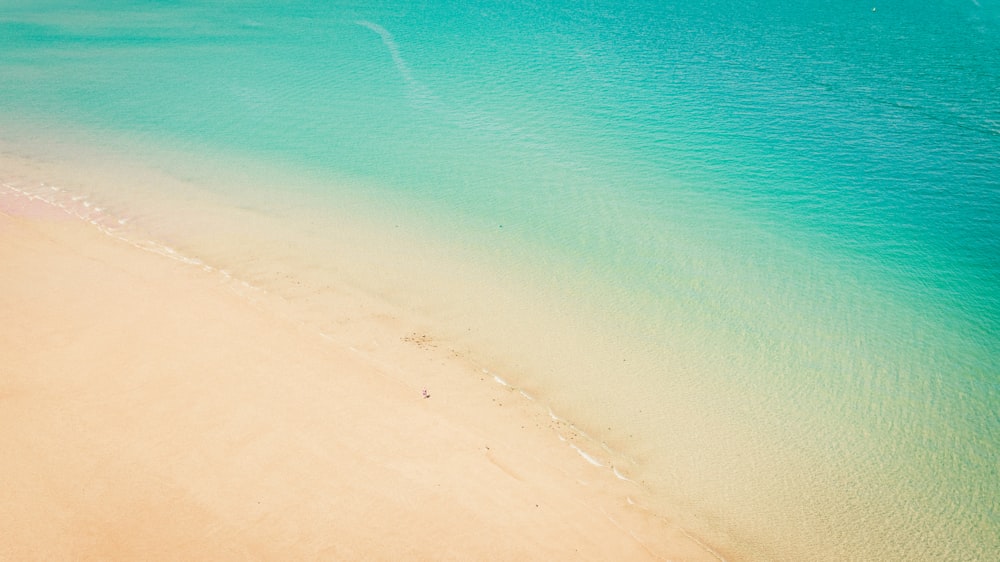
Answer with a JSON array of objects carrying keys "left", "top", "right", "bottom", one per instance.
[{"left": 0, "top": 189, "right": 719, "bottom": 559}]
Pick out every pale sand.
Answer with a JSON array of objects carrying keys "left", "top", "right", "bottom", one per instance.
[{"left": 0, "top": 193, "right": 718, "bottom": 560}]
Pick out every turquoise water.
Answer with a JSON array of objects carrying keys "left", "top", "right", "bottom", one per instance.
[{"left": 2, "top": 1, "right": 998, "bottom": 559}]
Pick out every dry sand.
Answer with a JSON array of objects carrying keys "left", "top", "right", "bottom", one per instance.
[{"left": 0, "top": 190, "right": 719, "bottom": 560}]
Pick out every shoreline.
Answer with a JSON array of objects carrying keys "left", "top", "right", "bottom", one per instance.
[{"left": 0, "top": 183, "right": 722, "bottom": 559}]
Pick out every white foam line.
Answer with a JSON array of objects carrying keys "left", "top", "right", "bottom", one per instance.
[
  {"left": 518, "top": 389, "right": 534, "bottom": 400},
  {"left": 2, "top": 183, "right": 278, "bottom": 303},
  {"left": 357, "top": 21, "right": 414, "bottom": 85},
  {"left": 492, "top": 374, "right": 508, "bottom": 387},
  {"left": 570, "top": 444, "right": 604, "bottom": 467},
  {"left": 613, "top": 466, "right": 634, "bottom": 482}
]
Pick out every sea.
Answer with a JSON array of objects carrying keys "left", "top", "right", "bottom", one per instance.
[{"left": 1, "top": 1, "right": 998, "bottom": 559}]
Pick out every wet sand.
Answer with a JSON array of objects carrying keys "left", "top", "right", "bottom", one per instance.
[{"left": 0, "top": 190, "right": 718, "bottom": 560}]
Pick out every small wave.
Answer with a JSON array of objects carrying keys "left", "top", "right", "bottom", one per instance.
[
  {"left": 357, "top": 21, "right": 415, "bottom": 86},
  {"left": 1, "top": 179, "right": 267, "bottom": 301},
  {"left": 570, "top": 444, "right": 604, "bottom": 467},
  {"left": 355, "top": 20, "right": 578, "bottom": 168},
  {"left": 613, "top": 466, "right": 634, "bottom": 482},
  {"left": 488, "top": 371, "right": 509, "bottom": 387}
]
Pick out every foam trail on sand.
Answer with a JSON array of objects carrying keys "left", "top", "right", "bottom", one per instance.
[
  {"left": 0, "top": 181, "right": 267, "bottom": 301},
  {"left": 488, "top": 371, "right": 509, "bottom": 387},
  {"left": 613, "top": 466, "right": 634, "bottom": 482},
  {"left": 570, "top": 444, "right": 604, "bottom": 467}
]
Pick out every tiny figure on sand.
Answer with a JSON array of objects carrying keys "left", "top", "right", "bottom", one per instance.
[{"left": 422, "top": 388, "right": 430, "bottom": 399}]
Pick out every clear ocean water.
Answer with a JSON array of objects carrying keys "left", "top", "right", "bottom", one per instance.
[{"left": 2, "top": 1, "right": 998, "bottom": 559}]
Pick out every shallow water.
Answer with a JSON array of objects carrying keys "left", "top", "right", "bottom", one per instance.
[{"left": 2, "top": 1, "right": 998, "bottom": 559}]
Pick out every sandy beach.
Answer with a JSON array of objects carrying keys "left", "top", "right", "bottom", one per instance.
[{"left": 0, "top": 189, "right": 718, "bottom": 560}]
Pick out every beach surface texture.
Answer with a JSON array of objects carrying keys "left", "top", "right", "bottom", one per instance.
[{"left": 0, "top": 191, "right": 718, "bottom": 560}]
